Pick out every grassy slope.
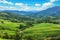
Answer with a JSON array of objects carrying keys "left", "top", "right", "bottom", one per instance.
[
  {"left": 0, "top": 19, "right": 20, "bottom": 36},
  {"left": 22, "top": 23, "right": 60, "bottom": 39},
  {"left": 0, "top": 19, "right": 60, "bottom": 40}
]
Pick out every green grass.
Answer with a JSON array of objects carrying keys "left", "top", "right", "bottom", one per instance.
[
  {"left": 0, "top": 38, "right": 8, "bottom": 40},
  {"left": 0, "top": 38, "right": 5, "bottom": 40},
  {"left": 24, "top": 23, "right": 60, "bottom": 32},
  {"left": 0, "top": 19, "right": 60, "bottom": 40},
  {"left": 0, "top": 19, "right": 20, "bottom": 36},
  {"left": 22, "top": 23, "right": 60, "bottom": 40},
  {"left": 0, "top": 38, "right": 13, "bottom": 40}
]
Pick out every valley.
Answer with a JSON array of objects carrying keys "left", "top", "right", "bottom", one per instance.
[{"left": 0, "top": 6, "right": 60, "bottom": 40}]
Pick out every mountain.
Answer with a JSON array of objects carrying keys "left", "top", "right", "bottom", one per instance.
[
  {"left": 1, "top": 6, "right": 60, "bottom": 18},
  {"left": 1, "top": 10, "right": 36, "bottom": 16},
  {"left": 34, "top": 6, "right": 60, "bottom": 18}
]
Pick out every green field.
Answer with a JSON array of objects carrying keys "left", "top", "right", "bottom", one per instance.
[
  {"left": 22, "top": 23, "right": 60, "bottom": 40},
  {"left": 0, "top": 19, "right": 19, "bottom": 40},
  {"left": 0, "top": 19, "right": 60, "bottom": 40}
]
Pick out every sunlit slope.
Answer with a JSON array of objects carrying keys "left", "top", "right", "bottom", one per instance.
[
  {"left": 22, "top": 23, "right": 60, "bottom": 39},
  {"left": 0, "top": 19, "right": 19, "bottom": 35}
]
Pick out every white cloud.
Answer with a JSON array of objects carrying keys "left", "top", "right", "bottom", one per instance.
[
  {"left": 14, "top": 0, "right": 57, "bottom": 11},
  {"left": 0, "top": 6, "right": 8, "bottom": 10},
  {"left": 43, "top": 2, "right": 53, "bottom": 7},
  {"left": 0, "top": 0, "right": 5, "bottom": 1},
  {"left": 0, "top": 5, "right": 32, "bottom": 11},
  {"left": 34, "top": 0, "right": 55, "bottom": 11},
  {"left": 0, "top": 0, "right": 58, "bottom": 11},
  {"left": 50, "top": 0, "right": 56, "bottom": 2},
  {"left": 41, "top": 2, "right": 54, "bottom": 10},
  {"left": 15, "top": 3, "right": 32, "bottom": 11},
  {"left": 33, "top": 4, "right": 53, "bottom": 11},
  {"left": 35, "top": 4, "right": 41, "bottom": 7},
  {"left": 0, "top": 0, "right": 13, "bottom": 5},
  {"left": 4, "top": 1, "right": 13, "bottom": 5},
  {"left": 15, "top": 3, "right": 28, "bottom": 7},
  {"left": 39, "top": 0, "right": 56, "bottom": 10},
  {"left": 0, "top": 6, "right": 18, "bottom": 10}
]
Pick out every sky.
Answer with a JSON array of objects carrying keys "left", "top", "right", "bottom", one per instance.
[{"left": 0, "top": 0, "right": 60, "bottom": 11}]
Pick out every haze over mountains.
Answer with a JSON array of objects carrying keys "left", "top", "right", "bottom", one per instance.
[{"left": 0, "top": 6, "right": 60, "bottom": 18}]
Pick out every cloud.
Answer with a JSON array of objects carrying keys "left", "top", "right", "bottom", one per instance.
[
  {"left": 15, "top": 3, "right": 32, "bottom": 11},
  {"left": 41, "top": 2, "right": 54, "bottom": 10},
  {"left": 0, "top": 5, "right": 32, "bottom": 11},
  {"left": 35, "top": 4, "right": 41, "bottom": 7},
  {"left": 0, "top": 0, "right": 5, "bottom": 1},
  {"left": 50, "top": 0, "right": 56, "bottom": 2},
  {"left": 0, "top": 6, "right": 18, "bottom": 10},
  {"left": 14, "top": 0, "right": 57, "bottom": 11},
  {"left": 39, "top": 0, "right": 56, "bottom": 10},
  {"left": 0, "top": 0, "right": 13, "bottom": 5},
  {"left": 1, "top": 0, "right": 31, "bottom": 11},
  {"left": 15, "top": 3, "right": 28, "bottom": 7},
  {"left": 0, "top": 6, "right": 9, "bottom": 10},
  {"left": 43, "top": 3, "right": 53, "bottom": 7},
  {"left": 0, "top": 0, "right": 58, "bottom": 11},
  {"left": 34, "top": 0, "right": 56, "bottom": 11}
]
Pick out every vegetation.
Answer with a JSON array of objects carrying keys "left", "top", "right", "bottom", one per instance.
[
  {"left": 0, "top": 12, "right": 60, "bottom": 40},
  {"left": 22, "top": 23, "right": 60, "bottom": 40}
]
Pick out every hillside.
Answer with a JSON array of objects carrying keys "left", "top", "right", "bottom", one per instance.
[
  {"left": 1, "top": 10, "right": 35, "bottom": 16},
  {"left": 0, "top": 19, "right": 20, "bottom": 40},
  {"left": 22, "top": 23, "right": 60, "bottom": 40},
  {"left": 34, "top": 6, "right": 60, "bottom": 18},
  {"left": 0, "top": 12, "right": 34, "bottom": 23}
]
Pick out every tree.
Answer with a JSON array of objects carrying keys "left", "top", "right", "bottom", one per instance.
[
  {"left": 3, "top": 32, "right": 9, "bottom": 39},
  {"left": 15, "top": 32, "right": 20, "bottom": 40},
  {"left": 1, "top": 21, "right": 4, "bottom": 24},
  {"left": 44, "top": 16, "right": 52, "bottom": 23},
  {"left": 19, "top": 24, "right": 26, "bottom": 30},
  {"left": 26, "top": 22, "right": 33, "bottom": 27},
  {"left": 15, "top": 30, "right": 23, "bottom": 40}
]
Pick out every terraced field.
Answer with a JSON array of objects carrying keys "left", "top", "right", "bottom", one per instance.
[
  {"left": 22, "top": 23, "right": 60, "bottom": 40},
  {"left": 0, "top": 19, "right": 60, "bottom": 40}
]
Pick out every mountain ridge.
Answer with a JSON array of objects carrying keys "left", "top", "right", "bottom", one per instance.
[{"left": 0, "top": 6, "right": 60, "bottom": 18}]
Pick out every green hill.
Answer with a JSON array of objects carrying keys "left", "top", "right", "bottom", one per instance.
[
  {"left": 22, "top": 23, "right": 60, "bottom": 40},
  {"left": 0, "top": 12, "right": 34, "bottom": 23},
  {"left": 0, "top": 19, "right": 19, "bottom": 38}
]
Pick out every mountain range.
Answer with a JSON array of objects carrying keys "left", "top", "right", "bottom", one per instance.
[
  {"left": 0, "top": 6, "right": 60, "bottom": 18},
  {"left": 35, "top": 6, "right": 60, "bottom": 17}
]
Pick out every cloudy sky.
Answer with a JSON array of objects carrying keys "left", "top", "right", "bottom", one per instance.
[{"left": 0, "top": 0, "right": 60, "bottom": 11}]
